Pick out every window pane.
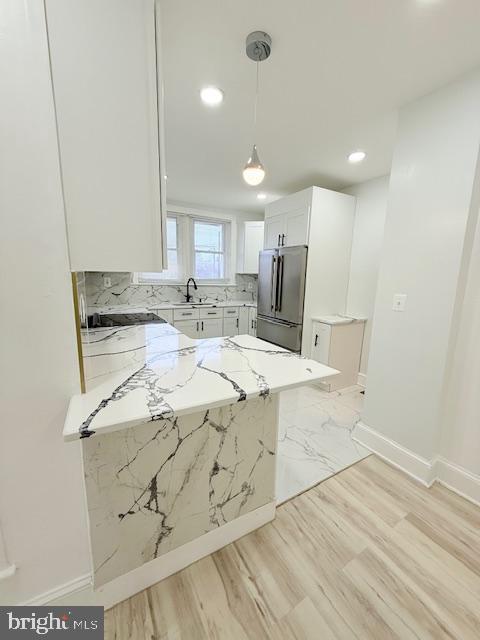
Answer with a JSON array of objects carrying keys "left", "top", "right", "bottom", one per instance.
[
  {"left": 194, "top": 221, "right": 223, "bottom": 252},
  {"left": 166, "top": 217, "right": 177, "bottom": 250},
  {"left": 195, "top": 251, "right": 224, "bottom": 280},
  {"left": 136, "top": 216, "right": 181, "bottom": 282}
]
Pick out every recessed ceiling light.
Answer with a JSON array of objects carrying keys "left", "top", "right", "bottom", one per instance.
[
  {"left": 348, "top": 150, "right": 367, "bottom": 164},
  {"left": 200, "top": 86, "right": 224, "bottom": 106},
  {"left": 257, "top": 193, "right": 267, "bottom": 200}
]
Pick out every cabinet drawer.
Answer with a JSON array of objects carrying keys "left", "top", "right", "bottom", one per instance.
[
  {"left": 223, "top": 307, "right": 239, "bottom": 318},
  {"left": 199, "top": 307, "right": 222, "bottom": 319},
  {"left": 173, "top": 308, "right": 200, "bottom": 320}
]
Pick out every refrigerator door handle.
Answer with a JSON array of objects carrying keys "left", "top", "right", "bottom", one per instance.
[
  {"left": 270, "top": 256, "right": 277, "bottom": 311},
  {"left": 277, "top": 255, "right": 284, "bottom": 312},
  {"left": 258, "top": 316, "right": 297, "bottom": 328}
]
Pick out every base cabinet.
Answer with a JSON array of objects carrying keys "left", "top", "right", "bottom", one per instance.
[
  {"left": 238, "top": 307, "right": 250, "bottom": 334},
  {"left": 223, "top": 317, "right": 240, "bottom": 336},
  {"left": 248, "top": 307, "right": 257, "bottom": 336},
  {"left": 173, "top": 319, "right": 198, "bottom": 338},
  {"left": 200, "top": 318, "right": 223, "bottom": 338},
  {"left": 310, "top": 319, "right": 365, "bottom": 391},
  {"left": 173, "top": 307, "right": 256, "bottom": 338}
]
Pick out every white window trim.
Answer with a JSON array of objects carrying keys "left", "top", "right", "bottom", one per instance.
[{"left": 134, "top": 205, "right": 237, "bottom": 286}]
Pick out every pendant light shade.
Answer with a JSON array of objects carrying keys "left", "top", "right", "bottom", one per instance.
[{"left": 243, "top": 145, "right": 265, "bottom": 186}]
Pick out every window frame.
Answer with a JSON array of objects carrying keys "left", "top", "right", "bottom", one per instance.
[{"left": 134, "top": 209, "right": 233, "bottom": 286}]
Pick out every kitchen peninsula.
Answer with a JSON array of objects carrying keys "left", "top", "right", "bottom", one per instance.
[{"left": 64, "top": 317, "right": 338, "bottom": 606}]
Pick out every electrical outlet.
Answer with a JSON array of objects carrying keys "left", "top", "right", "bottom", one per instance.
[
  {"left": 392, "top": 293, "right": 407, "bottom": 312},
  {"left": 247, "top": 282, "right": 254, "bottom": 291},
  {"left": 103, "top": 276, "right": 112, "bottom": 288}
]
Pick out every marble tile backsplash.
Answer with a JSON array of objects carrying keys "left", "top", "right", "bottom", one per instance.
[{"left": 85, "top": 272, "right": 258, "bottom": 308}]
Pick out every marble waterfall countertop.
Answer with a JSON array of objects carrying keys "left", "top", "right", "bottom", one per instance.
[{"left": 63, "top": 321, "right": 338, "bottom": 442}]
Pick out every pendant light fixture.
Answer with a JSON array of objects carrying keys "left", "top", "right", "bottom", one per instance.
[{"left": 243, "top": 31, "right": 271, "bottom": 186}]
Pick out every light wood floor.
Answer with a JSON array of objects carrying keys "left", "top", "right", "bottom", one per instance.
[{"left": 105, "top": 456, "right": 480, "bottom": 639}]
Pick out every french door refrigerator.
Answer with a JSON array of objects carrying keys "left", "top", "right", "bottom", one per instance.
[{"left": 256, "top": 245, "right": 308, "bottom": 352}]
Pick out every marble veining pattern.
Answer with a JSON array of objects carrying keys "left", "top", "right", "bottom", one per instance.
[
  {"left": 84, "top": 272, "right": 257, "bottom": 308},
  {"left": 83, "top": 395, "right": 277, "bottom": 587},
  {"left": 65, "top": 323, "right": 338, "bottom": 441},
  {"left": 276, "top": 384, "right": 370, "bottom": 503}
]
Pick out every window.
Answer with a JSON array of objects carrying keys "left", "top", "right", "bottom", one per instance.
[
  {"left": 135, "top": 213, "right": 230, "bottom": 284},
  {"left": 193, "top": 219, "right": 226, "bottom": 281}
]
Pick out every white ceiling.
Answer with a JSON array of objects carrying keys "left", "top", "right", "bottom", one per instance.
[{"left": 160, "top": 0, "right": 480, "bottom": 214}]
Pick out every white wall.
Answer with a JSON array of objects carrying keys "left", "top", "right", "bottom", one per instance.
[
  {"left": 0, "top": 0, "right": 90, "bottom": 604},
  {"left": 343, "top": 176, "right": 389, "bottom": 376},
  {"left": 361, "top": 69, "right": 480, "bottom": 462},
  {"left": 439, "top": 203, "right": 480, "bottom": 477}
]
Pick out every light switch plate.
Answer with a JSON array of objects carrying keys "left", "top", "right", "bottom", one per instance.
[{"left": 393, "top": 293, "right": 407, "bottom": 312}]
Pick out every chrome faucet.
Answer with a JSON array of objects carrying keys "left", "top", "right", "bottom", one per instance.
[{"left": 185, "top": 277, "right": 198, "bottom": 303}]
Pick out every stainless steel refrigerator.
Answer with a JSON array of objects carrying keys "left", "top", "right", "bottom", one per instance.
[{"left": 256, "top": 245, "right": 308, "bottom": 352}]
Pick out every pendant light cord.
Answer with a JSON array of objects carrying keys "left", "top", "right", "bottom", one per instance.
[{"left": 253, "top": 59, "right": 259, "bottom": 140}]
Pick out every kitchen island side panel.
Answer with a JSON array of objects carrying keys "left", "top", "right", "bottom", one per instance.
[{"left": 83, "top": 394, "right": 278, "bottom": 587}]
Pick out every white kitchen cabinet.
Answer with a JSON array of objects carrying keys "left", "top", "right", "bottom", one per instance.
[
  {"left": 173, "top": 319, "right": 198, "bottom": 339},
  {"left": 223, "top": 317, "right": 240, "bottom": 336},
  {"left": 151, "top": 308, "right": 173, "bottom": 324},
  {"left": 173, "top": 308, "right": 199, "bottom": 321},
  {"left": 237, "top": 221, "right": 264, "bottom": 273},
  {"left": 45, "top": 0, "right": 167, "bottom": 272},
  {"left": 248, "top": 307, "right": 257, "bottom": 336},
  {"left": 264, "top": 214, "right": 286, "bottom": 249},
  {"left": 238, "top": 307, "right": 250, "bottom": 334},
  {"left": 310, "top": 317, "right": 365, "bottom": 391},
  {"left": 199, "top": 318, "right": 223, "bottom": 338},
  {"left": 264, "top": 190, "right": 311, "bottom": 248}
]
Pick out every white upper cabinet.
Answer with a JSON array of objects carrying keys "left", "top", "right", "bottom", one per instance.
[
  {"left": 237, "top": 221, "right": 264, "bottom": 274},
  {"left": 264, "top": 190, "right": 311, "bottom": 248},
  {"left": 45, "top": 0, "right": 167, "bottom": 272},
  {"left": 264, "top": 214, "right": 285, "bottom": 249}
]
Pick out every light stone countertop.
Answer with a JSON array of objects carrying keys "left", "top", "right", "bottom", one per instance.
[{"left": 63, "top": 321, "right": 338, "bottom": 442}]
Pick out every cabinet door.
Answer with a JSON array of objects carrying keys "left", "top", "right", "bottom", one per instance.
[
  {"left": 310, "top": 322, "right": 331, "bottom": 363},
  {"left": 174, "top": 319, "right": 198, "bottom": 338},
  {"left": 243, "top": 222, "right": 264, "bottom": 273},
  {"left": 151, "top": 308, "right": 173, "bottom": 324},
  {"left": 45, "top": 0, "right": 167, "bottom": 272},
  {"left": 248, "top": 308, "right": 257, "bottom": 336},
  {"left": 283, "top": 206, "right": 310, "bottom": 247},
  {"left": 238, "top": 307, "right": 249, "bottom": 334},
  {"left": 223, "top": 317, "right": 239, "bottom": 336},
  {"left": 264, "top": 215, "right": 284, "bottom": 249},
  {"left": 200, "top": 318, "right": 223, "bottom": 338}
]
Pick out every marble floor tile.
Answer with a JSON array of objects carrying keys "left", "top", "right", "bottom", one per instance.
[{"left": 276, "top": 384, "right": 370, "bottom": 504}]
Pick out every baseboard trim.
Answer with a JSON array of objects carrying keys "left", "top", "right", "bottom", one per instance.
[
  {"left": 98, "top": 501, "right": 275, "bottom": 609},
  {"left": 353, "top": 421, "right": 480, "bottom": 506},
  {"left": 29, "top": 502, "right": 275, "bottom": 609},
  {"left": 24, "top": 573, "right": 92, "bottom": 606},
  {"left": 357, "top": 373, "right": 367, "bottom": 388},
  {"left": 434, "top": 457, "right": 480, "bottom": 507},
  {"left": 352, "top": 421, "right": 435, "bottom": 486}
]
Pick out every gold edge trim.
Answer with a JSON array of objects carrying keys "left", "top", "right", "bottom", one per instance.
[{"left": 71, "top": 272, "right": 86, "bottom": 394}]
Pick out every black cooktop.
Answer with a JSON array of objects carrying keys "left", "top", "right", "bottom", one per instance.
[{"left": 87, "top": 312, "right": 167, "bottom": 328}]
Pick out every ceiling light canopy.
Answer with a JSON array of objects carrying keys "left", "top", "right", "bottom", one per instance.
[
  {"left": 348, "top": 150, "right": 367, "bottom": 164},
  {"left": 243, "top": 31, "right": 271, "bottom": 187},
  {"left": 200, "top": 86, "right": 224, "bottom": 106}
]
